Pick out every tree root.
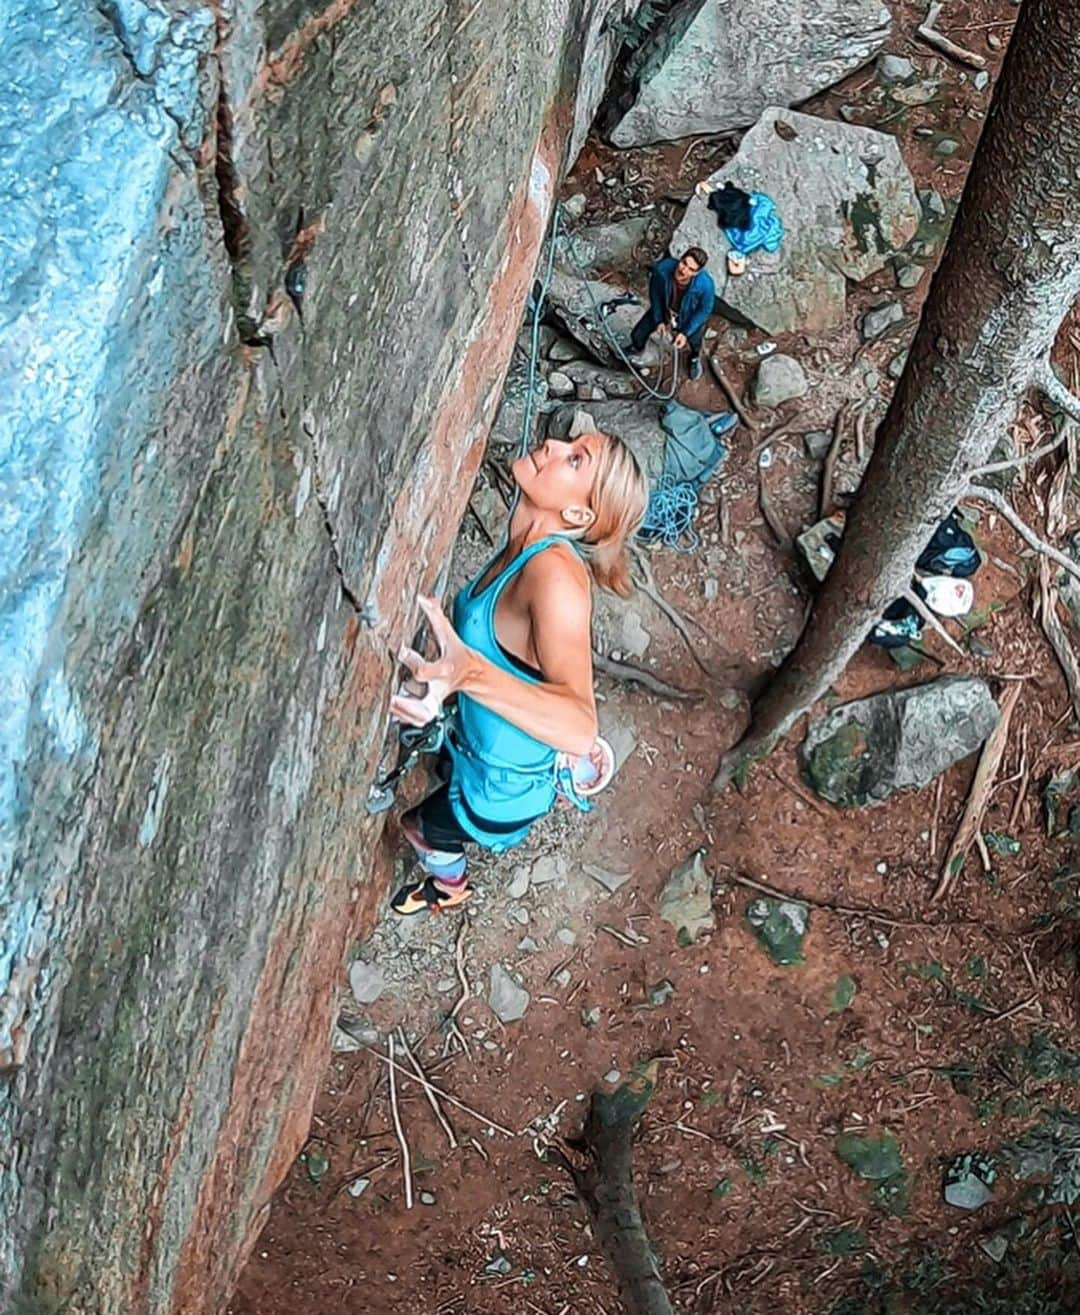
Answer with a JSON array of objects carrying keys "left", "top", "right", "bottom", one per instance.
[
  {"left": 631, "top": 547, "right": 724, "bottom": 681},
  {"left": 963, "top": 483, "right": 1080, "bottom": 587},
  {"left": 592, "top": 651, "right": 698, "bottom": 701}
]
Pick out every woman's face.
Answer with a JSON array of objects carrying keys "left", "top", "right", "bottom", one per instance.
[{"left": 511, "top": 433, "right": 605, "bottom": 523}]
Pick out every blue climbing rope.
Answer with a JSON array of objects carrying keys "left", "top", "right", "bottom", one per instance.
[{"left": 639, "top": 476, "right": 702, "bottom": 553}]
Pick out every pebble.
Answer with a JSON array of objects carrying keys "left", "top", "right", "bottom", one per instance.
[
  {"left": 861, "top": 301, "right": 903, "bottom": 342},
  {"left": 877, "top": 53, "right": 915, "bottom": 83},
  {"left": 562, "top": 193, "right": 587, "bottom": 221},
  {"left": 530, "top": 855, "right": 564, "bottom": 885},
  {"left": 604, "top": 1069, "right": 621, "bottom": 1084},
  {"left": 348, "top": 1177, "right": 370, "bottom": 1197},
  {"left": 803, "top": 430, "right": 832, "bottom": 460},
  {"left": 348, "top": 960, "right": 385, "bottom": 1006},
  {"left": 875, "top": 861, "right": 888, "bottom": 875},
  {"left": 581, "top": 1006, "right": 601, "bottom": 1027},
  {"left": 556, "top": 928, "right": 577, "bottom": 945},
  {"left": 509, "top": 905, "right": 530, "bottom": 925},
  {"left": 935, "top": 138, "right": 960, "bottom": 157},
  {"left": 974, "top": 70, "right": 990, "bottom": 91},
  {"left": 703, "top": 577, "right": 719, "bottom": 601},
  {"left": 895, "top": 263, "right": 923, "bottom": 290},
  {"left": 554, "top": 968, "right": 573, "bottom": 988},
  {"left": 435, "top": 977, "right": 457, "bottom": 993},
  {"left": 547, "top": 371, "right": 574, "bottom": 397},
  {"left": 420, "top": 1192, "right": 436, "bottom": 1205},
  {"left": 508, "top": 870, "right": 531, "bottom": 900},
  {"left": 517, "top": 936, "right": 541, "bottom": 953}
]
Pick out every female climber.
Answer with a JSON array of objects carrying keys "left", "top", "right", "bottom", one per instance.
[{"left": 388, "top": 430, "right": 648, "bottom": 915}]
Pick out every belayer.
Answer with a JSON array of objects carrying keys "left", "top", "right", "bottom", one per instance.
[
  {"left": 629, "top": 246, "right": 715, "bottom": 381},
  {"left": 388, "top": 431, "right": 648, "bottom": 915}
]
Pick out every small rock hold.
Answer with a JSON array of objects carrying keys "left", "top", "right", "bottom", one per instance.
[
  {"left": 488, "top": 964, "right": 530, "bottom": 1023},
  {"left": 562, "top": 193, "right": 587, "bottom": 222},
  {"left": 804, "top": 430, "right": 832, "bottom": 460},
  {"left": 861, "top": 301, "right": 903, "bottom": 342},
  {"left": 349, "top": 960, "right": 385, "bottom": 1006},
  {"left": 877, "top": 53, "right": 915, "bottom": 83}
]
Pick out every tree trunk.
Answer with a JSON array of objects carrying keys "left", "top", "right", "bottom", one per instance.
[
  {"left": 558, "top": 1061, "right": 673, "bottom": 1315},
  {"left": 712, "top": 0, "right": 1080, "bottom": 790}
]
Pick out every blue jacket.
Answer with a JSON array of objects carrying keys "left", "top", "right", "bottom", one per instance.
[
  {"left": 649, "top": 256, "right": 715, "bottom": 341},
  {"left": 726, "top": 193, "right": 784, "bottom": 256}
]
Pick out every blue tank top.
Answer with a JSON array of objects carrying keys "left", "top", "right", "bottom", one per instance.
[{"left": 446, "top": 535, "right": 575, "bottom": 851}]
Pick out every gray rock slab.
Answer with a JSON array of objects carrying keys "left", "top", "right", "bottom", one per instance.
[
  {"left": 558, "top": 359, "right": 639, "bottom": 398},
  {"left": 658, "top": 849, "right": 715, "bottom": 943},
  {"left": 611, "top": 0, "right": 890, "bottom": 146},
  {"left": 800, "top": 677, "right": 1000, "bottom": 806},
  {"left": 544, "top": 270, "right": 644, "bottom": 367},
  {"left": 488, "top": 964, "right": 530, "bottom": 1023},
  {"left": 673, "top": 109, "right": 919, "bottom": 335},
  {"left": 751, "top": 354, "right": 808, "bottom": 408}
]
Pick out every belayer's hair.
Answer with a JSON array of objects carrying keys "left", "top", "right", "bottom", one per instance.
[
  {"left": 681, "top": 246, "right": 709, "bottom": 270},
  {"left": 706, "top": 182, "right": 752, "bottom": 231},
  {"left": 581, "top": 433, "right": 648, "bottom": 598}
]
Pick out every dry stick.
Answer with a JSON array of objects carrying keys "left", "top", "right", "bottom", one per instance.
[
  {"left": 1008, "top": 725, "right": 1030, "bottom": 832},
  {"left": 631, "top": 550, "right": 719, "bottom": 680},
  {"left": 361, "top": 1045, "right": 517, "bottom": 1138},
  {"left": 757, "top": 467, "right": 791, "bottom": 549},
  {"left": 387, "top": 1034, "right": 414, "bottom": 1209},
  {"left": 592, "top": 651, "right": 697, "bottom": 701},
  {"left": 917, "top": 1, "right": 987, "bottom": 69},
  {"left": 397, "top": 1026, "right": 458, "bottom": 1150},
  {"left": 970, "top": 429, "right": 1068, "bottom": 476},
  {"left": 964, "top": 484, "right": 1080, "bottom": 587},
  {"left": 820, "top": 404, "right": 849, "bottom": 519},
  {"left": 932, "top": 682, "right": 1023, "bottom": 905},
  {"left": 443, "top": 918, "right": 472, "bottom": 1058},
  {"left": 707, "top": 355, "right": 758, "bottom": 432},
  {"left": 1037, "top": 556, "right": 1080, "bottom": 722},
  {"left": 929, "top": 776, "right": 944, "bottom": 860},
  {"left": 726, "top": 870, "right": 910, "bottom": 928},
  {"left": 902, "top": 587, "right": 966, "bottom": 656}
]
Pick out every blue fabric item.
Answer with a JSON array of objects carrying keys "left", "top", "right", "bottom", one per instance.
[
  {"left": 726, "top": 193, "right": 784, "bottom": 256},
  {"left": 648, "top": 256, "right": 717, "bottom": 341},
  {"left": 447, "top": 537, "right": 568, "bottom": 850},
  {"left": 660, "top": 401, "right": 730, "bottom": 488}
]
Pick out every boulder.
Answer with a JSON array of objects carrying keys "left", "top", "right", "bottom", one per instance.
[
  {"left": 751, "top": 354, "right": 808, "bottom": 408},
  {"left": 672, "top": 108, "right": 920, "bottom": 335},
  {"left": 610, "top": 0, "right": 891, "bottom": 147},
  {"left": 557, "top": 359, "right": 639, "bottom": 399},
  {"left": 554, "top": 216, "right": 654, "bottom": 275},
  {"left": 543, "top": 269, "right": 646, "bottom": 367},
  {"left": 861, "top": 300, "right": 904, "bottom": 341},
  {"left": 800, "top": 677, "right": 1000, "bottom": 806}
]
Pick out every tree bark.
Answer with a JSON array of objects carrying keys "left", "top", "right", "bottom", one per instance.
[
  {"left": 712, "top": 0, "right": 1080, "bottom": 791},
  {"left": 556, "top": 1061, "right": 673, "bottom": 1315}
]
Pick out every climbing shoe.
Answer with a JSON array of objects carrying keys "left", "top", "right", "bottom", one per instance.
[{"left": 391, "top": 876, "right": 473, "bottom": 916}]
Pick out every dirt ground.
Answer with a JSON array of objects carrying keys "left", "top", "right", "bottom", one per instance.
[{"left": 232, "top": 3, "right": 1080, "bottom": 1312}]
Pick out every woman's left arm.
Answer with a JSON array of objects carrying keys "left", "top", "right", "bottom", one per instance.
[{"left": 390, "top": 561, "right": 598, "bottom": 756}]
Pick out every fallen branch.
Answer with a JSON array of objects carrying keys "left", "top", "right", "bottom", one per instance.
[
  {"left": 397, "top": 1027, "right": 458, "bottom": 1150},
  {"left": 932, "top": 682, "right": 1023, "bottom": 904},
  {"left": 902, "top": 586, "right": 966, "bottom": 656},
  {"left": 553, "top": 1062, "right": 673, "bottom": 1315},
  {"left": 631, "top": 547, "right": 722, "bottom": 680},
  {"left": 917, "top": 1, "right": 987, "bottom": 69},
  {"left": 361, "top": 1044, "right": 517, "bottom": 1138},
  {"left": 443, "top": 919, "right": 472, "bottom": 1058},
  {"left": 964, "top": 483, "right": 1080, "bottom": 587},
  {"left": 592, "top": 650, "right": 697, "bottom": 700},
  {"left": 969, "top": 430, "right": 1068, "bottom": 477},
  {"left": 1036, "top": 556, "right": 1080, "bottom": 722},
  {"left": 707, "top": 355, "right": 758, "bottom": 432},
  {"left": 726, "top": 869, "right": 911, "bottom": 928},
  {"left": 387, "top": 1034, "right": 414, "bottom": 1209}
]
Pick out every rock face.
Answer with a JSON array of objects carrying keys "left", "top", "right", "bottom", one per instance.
[
  {"left": 610, "top": 0, "right": 891, "bottom": 147},
  {"left": 672, "top": 109, "right": 920, "bottom": 335},
  {"left": 0, "top": 1, "right": 638, "bottom": 1311},
  {"left": 800, "top": 678, "right": 1000, "bottom": 807}
]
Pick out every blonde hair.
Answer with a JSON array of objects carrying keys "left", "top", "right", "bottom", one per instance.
[{"left": 580, "top": 432, "right": 648, "bottom": 597}]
